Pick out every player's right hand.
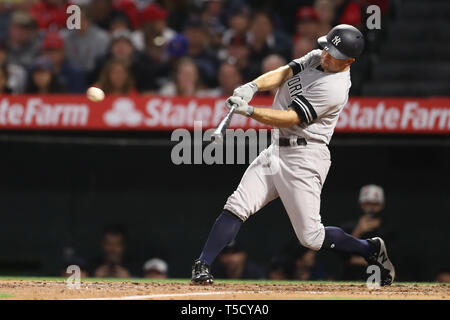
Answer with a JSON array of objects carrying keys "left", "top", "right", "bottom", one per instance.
[
  {"left": 226, "top": 96, "right": 254, "bottom": 116},
  {"left": 233, "top": 82, "right": 258, "bottom": 103}
]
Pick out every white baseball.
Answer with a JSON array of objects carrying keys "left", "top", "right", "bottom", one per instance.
[{"left": 86, "top": 87, "right": 105, "bottom": 102}]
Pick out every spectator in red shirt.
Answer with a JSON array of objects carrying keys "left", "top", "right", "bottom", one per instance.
[
  {"left": 333, "top": 0, "right": 362, "bottom": 28},
  {"left": 30, "top": 0, "right": 70, "bottom": 30}
]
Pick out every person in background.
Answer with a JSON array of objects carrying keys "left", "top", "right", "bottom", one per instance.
[
  {"left": 143, "top": 258, "right": 168, "bottom": 279},
  {"left": 292, "top": 37, "right": 314, "bottom": 61},
  {"left": 0, "top": 64, "right": 13, "bottom": 94},
  {"left": 339, "top": 184, "right": 393, "bottom": 281},
  {"left": 131, "top": 3, "right": 176, "bottom": 52},
  {"left": 435, "top": 269, "right": 450, "bottom": 283},
  {"left": 292, "top": 247, "right": 328, "bottom": 280},
  {"left": 93, "top": 225, "right": 132, "bottom": 278},
  {"left": 41, "top": 31, "right": 86, "bottom": 93},
  {"left": 332, "top": 0, "right": 362, "bottom": 28},
  {"left": 159, "top": 57, "right": 202, "bottom": 97},
  {"left": 91, "top": 29, "right": 155, "bottom": 92},
  {"left": 29, "top": 0, "right": 69, "bottom": 30},
  {"left": 220, "top": 34, "right": 254, "bottom": 83},
  {"left": 314, "top": 0, "right": 335, "bottom": 36},
  {"left": 247, "top": 12, "right": 291, "bottom": 73},
  {"left": 183, "top": 17, "right": 219, "bottom": 88},
  {"left": 200, "top": 0, "right": 226, "bottom": 49},
  {"left": 25, "top": 56, "right": 66, "bottom": 94},
  {"left": 259, "top": 54, "right": 286, "bottom": 96},
  {"left": 211, "top": 241, "right": 265, "bottom": 280},
  {"left": 6, "top": 10, "right": 41, "bottom": 69},
  {"left": 0, "top": 43, "right": 27, "bottom": 93},
  {"left": 89, "top": 0, "right": 131, "bottom": 31},
  {"left": 294, "top": 6, "right": 320, "bottom": 43},
  {"left": 97, "top": 58, "right": 136, "bottom": 95},
  {"left": 62, "top": 4, "right": 110, "bottom": 81},
  {"left": 198, "top": 60, "right": 242, "bottom": 98}
]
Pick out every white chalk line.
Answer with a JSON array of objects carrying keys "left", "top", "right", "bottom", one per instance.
[{"left": 71, "top": 290, "right": 439, "bottom": 300}]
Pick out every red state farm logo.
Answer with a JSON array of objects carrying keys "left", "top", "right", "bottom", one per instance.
[{"left": 103, "top": 98, "right": 143, "bottom": 127}]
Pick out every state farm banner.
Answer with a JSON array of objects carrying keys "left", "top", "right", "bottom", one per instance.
[{"left": 0, "top": 95, "right": 449, "bottom": 133}]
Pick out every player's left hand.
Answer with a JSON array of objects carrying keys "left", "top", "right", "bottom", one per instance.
[{"left": 226, "top": 96, "right": 254, "bottom": 116}]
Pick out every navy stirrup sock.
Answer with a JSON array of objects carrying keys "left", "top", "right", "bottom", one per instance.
[
  {"left": 321, "top": 226, "right": 376, "bottom": 258},
  {"left": 199, "top": 210, "right": 243, "bottom": 266}
]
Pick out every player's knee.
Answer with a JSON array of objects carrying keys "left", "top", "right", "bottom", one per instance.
[{"left": 298, "top": 228, "right": 325, "bottom": 251}]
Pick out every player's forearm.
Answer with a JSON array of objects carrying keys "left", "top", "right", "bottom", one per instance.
[
  {"left": 250, "top": 107, "right": 300, "bottom": 128},
  {"left": 253, "top": 66, "right": 293, "bottom": 92}
]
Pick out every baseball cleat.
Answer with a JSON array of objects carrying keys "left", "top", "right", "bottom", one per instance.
[
  {"left": 366, "top": 237, "right": 395, "bottom": 286},
  {"left": 191, "top": 259, "right": 214, "bottom": 285}
]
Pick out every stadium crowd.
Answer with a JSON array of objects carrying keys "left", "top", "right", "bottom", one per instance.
[{"left": 0, "top": 0, "right": 389, "bottom": 96}]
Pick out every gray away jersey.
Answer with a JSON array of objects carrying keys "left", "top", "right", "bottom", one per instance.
[{"left": 272, "top": 49, "right": 351, "bottom": 145}]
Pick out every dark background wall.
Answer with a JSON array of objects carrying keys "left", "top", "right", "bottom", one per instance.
[{"left": 0, "top": 132, "right": 448, "bottom": 281}]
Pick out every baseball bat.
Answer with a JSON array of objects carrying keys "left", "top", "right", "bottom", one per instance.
[{"left": 211, "top": 104, "right": 237, "bottom": 143}]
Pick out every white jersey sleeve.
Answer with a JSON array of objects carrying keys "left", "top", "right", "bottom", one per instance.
[
  {"left": 288, "top": 49, "right": 322, "bottom": 76},
  {"left": 290, "top": 83, "right": 348, "bottom": 125}
]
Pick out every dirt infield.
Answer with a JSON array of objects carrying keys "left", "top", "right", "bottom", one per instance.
[{"left": 0, "top": 279, "right": 448, "bottom": 300}]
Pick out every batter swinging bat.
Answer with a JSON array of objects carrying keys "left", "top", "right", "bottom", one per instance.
[{"left": 211, "top": 104, "right": 237, "bottom": 143}]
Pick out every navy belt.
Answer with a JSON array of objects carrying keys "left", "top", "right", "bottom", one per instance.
[{"left": 277, "top": 137, "right": 307, "bottom": 147}]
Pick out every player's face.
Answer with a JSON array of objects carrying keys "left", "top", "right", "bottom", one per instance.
[{"left": 320, "top": 50, "right": 354, "bottom": 72}]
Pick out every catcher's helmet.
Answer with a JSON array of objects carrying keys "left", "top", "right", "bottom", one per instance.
[{"left": 317, "top": 24, "right": 365, "bottom": 59}]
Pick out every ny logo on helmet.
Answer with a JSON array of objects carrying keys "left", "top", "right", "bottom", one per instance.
[{"left": 332, "top": 36, "right": 341, "bottom": 46}]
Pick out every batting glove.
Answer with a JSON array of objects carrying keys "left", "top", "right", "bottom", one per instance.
[
  {"left": 233, "top": 82, "right": 258, "bottom": 103},
  {"left": 226, "top": 96, "right": 254, "bottom": 116}
]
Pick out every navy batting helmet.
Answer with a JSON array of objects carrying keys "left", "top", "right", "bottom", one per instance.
[{"left": 317, "top": 24, "right": 365, "bottom": 59}]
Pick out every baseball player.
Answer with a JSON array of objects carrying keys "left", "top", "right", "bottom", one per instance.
[{"left": 191, "top": 25, "right": 395, "bottom": 286}]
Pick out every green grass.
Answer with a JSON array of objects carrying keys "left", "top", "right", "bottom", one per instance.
[
  {"left": 0, "top": 292, "right": 13, "bottom": 299},
  {"left": 0, "top": 276, "right": 446, "bottom": 286}
]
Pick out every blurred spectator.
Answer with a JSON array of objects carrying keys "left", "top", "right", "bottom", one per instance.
[
  {"left": 131, "top": 3, "right": 175, "bottom": 51},
  {"left": 97, "top": 58, "right": 136, "bottom": 95},
  {"left": 25, "top": 56, "right": 66, "bottom": 93},
  {"left": 143, "top": 258, "right": 168, "bottom": 279},
  {"left": 0, "top": 43, "right": 27, "bottom": 93},
  {"left": 200, "top": 0, "right": 226, "bottom": 49},
  {"left": 292, "top": 37, "right": 314, "bottom": 60},
  {"left": 6, "top": 10, "right": 41, "bottom": 69},
  {"left": 92, "top": 29, "right": 156, "bottom": 92},
  {"left": 115, "top": 0, "right": 140, "bottom": 30},
  {"left": 212, "top": 241, "right": 265, "bottom": 280},
  {"left": 93, "top": 225, "right": 132, "bottom": 278},
  {"left": 29, "top": 0, "right": 69, "bottom": 30},
  {"left": 267, "top": 256, "right": 289, "bottom": 280},
  {"left": 159, "top": 57, "right": 202, "bottom": 97},
  {"left": 220, "top": 34, "right": 256, "bottom": 83},
  {"left": 0, "top": 64, "right": 13, "bottom": 94},
  {"left": 108, "top": 13, "right": 132, "bottom": 34},
  {"left": 90, "top": 0, "right": 131, "bottom": 31},
  {"left": 435, "top": 270, "right": 450, "bottom": 283},
  {"left": 260, "top": 54, "right": 286, "bottom": 96},
  {"left": 221, "top": 6, "right": 250, "bottom": 47},
  {"left": 198, "top": 61, "right": 242, "bottom": 98},
  {"left": 166, "top": 33, "right": 188, "bottom": 61},
  {"left": 332, "top": 0, "right": 362, "bottom": 28},
  {"left": 41, "top": 31, "right": 86, "bottom": 93},
  {"left": 294, "top": 6, "right": 320, "bottom": 43},
  {"left": 339, "top": 184, "right": 395, "bottom": 281},
  {"left": 292, "top": 247, "right": 328, "bottom": 281},
  {"left": 183, "top": 17, "right": 219, "bottom": 88},
  {"left": 314, "top": 0, "right": 335, "bottom": 36},
  {"left": 248, "top": 12, "right": 291, "bottom": 62},
  {"left": 62, "top": 5, "right": 110, "bottom": 77}
]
